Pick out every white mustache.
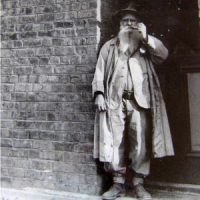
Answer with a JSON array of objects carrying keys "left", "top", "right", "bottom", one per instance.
[{"left": 120, "top": 25, "right": 138, "bottom": 31}]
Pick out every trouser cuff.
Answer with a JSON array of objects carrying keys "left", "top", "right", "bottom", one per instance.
[
  {"left": 113, "top": 173, "right": 125, "bottom": 184},
  {"left": 133, "top": 177, "right": 144, "bottom": 186}
]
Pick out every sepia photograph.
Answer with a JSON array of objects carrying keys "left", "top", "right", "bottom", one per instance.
[{"left": 1, "top": 0, "right": 200, "bottom": 199}]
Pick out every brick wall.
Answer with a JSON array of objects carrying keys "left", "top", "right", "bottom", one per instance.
[{"left": 0, "top": 0, "right": 115, "bottom": 195}]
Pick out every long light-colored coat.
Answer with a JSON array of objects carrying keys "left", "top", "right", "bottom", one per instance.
[{"left": 92, "top": 36, "right": 174, "bottom": 162}]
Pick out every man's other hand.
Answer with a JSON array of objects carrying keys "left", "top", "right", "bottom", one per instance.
[{"left": 95, "top": 94, "right": 107, "bottom": 112}]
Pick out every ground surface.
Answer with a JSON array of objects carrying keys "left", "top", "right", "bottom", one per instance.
[
  {"left": 118, "top": 189, "right": 200, "bottom": 200},
  {"left": 1, "top": 187, "right": 200, "bottom": 200}
]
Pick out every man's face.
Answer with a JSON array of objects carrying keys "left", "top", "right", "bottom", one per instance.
[
  {"left": 118, "top": 13, "right": 141, "bottom": 55},
  {"left": 120, "top": 14, "right": 138, "bottom": 30}
]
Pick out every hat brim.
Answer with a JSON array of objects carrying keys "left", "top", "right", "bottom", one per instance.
[{"left": 112, "top": 9, "right": 141, "bottom": 22}]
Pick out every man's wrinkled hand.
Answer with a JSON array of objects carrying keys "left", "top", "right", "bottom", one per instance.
[
  {"left": 137, "top": 23, "right": 147, "bottom": 41},
  {"left": 94, "top": 94, "right": 107, "bottom": 112}
]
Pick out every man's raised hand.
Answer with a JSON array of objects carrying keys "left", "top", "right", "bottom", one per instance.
[{"left": 137, "top": 23, "right": 148, "bottom": 42}]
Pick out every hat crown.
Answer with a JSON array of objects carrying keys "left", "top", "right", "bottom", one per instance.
[
  {"left": 117, "top": 1, "right": 140, "bottom": 16},
  {"left": 124, "top": 2, "right": 138, "bottom": 12}
]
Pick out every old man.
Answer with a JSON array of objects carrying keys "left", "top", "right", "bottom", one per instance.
[{"left": 92, "top": 2, "right": 174, "bottom": 200}]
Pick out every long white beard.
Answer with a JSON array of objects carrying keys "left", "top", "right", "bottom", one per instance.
[{"left": 118, "top": 27, "right": 142, "bottom": 56}]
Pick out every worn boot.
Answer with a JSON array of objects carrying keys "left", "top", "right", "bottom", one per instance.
[
  {"left": 102, "top": 183, "right": 126, "bottom": 200},
  {"left": 134, "top": 183, "right": 152, "bottom": 200}
]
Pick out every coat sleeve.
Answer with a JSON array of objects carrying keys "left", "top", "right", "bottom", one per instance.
[
  {"left": 92, "top": 41, "right": 110, "bottom": 97},
  {"left": 144, "top": 35, "right": 168, "bottom": 64}
]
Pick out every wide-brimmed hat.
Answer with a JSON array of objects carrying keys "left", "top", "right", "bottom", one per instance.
[{"left": 112, "top": 2, "right": 142, "bottom": 22}]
